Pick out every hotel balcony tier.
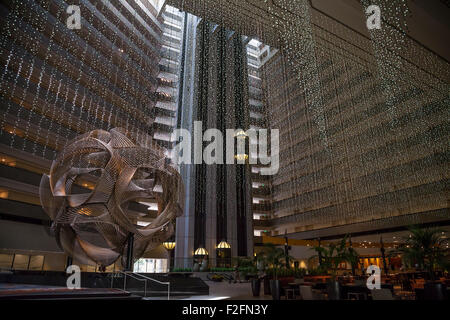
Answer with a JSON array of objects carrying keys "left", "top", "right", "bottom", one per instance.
[
  {"left": 252, "top": 219, "right": 272, "bottom": 228},
  {"left": 162, "top": 10, "right": 183, "bottom": 23},
  {"left": 157, "top": 78, "right": 178, "bottom": 88},
  {"left": 250, "top": 173, "right": 272, "bottom": 183},
  {"left": 152, "top": 136, "right": 175, "bottom": 149},
  {"left": 252, "top": 186, "right": 271, "bottom": 196},
  {"left": 249, "top": 102, "right": 264, "bottom": 114},
  {"left": 248, "top": 91, "right": 263, "bottom": 102},
  {"left": 248, "top": 64, "right": 261, "bottom": 74},
  {"left": 162, "top": 34, "right": 182, "bottom": 48},
  {"left": 0, "top": 0, "right": 178, "bottom": 137},
  {"left": 152, "top": 120, "right": 175, "bottom": 133},
  {"left": 154, "top": 104, "right": 177, "bottom": 117},
  {"left": 248, "top": 76, "right": 262, "bottom": 88},
  {"left": 155, "top": 91, "right": 176, "bottom": 103},
  {"left": 252, "top": 202, "right": 272, "bottom": 213},
  {"left": 0, "top": 112, "right": 154, "bottom": 157},
  {"left": 163, "top": 20, "right": 182, "bottom": 34},
  {"left": 0, "top": 39, "right": 161, "bottom": 121},
  {"left": 249, "top": 117, "right": 266, "bottom": 127},
  {"left": 159, "top": 63, "right": 180, "bottom": 77},
  {"left": 0, "top": 76, "right": 156, "bottom": 133}
]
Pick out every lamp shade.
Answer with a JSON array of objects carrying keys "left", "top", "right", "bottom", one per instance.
[
  {"left": 234, "top": 154, "right": 248, "bottom": 161},
  {"left": 217, "top": 240, "right": 231, "bottom": 249},
  {"left": 162, "top": 241, "right": 176, "bottom": 250},
  {"left": 194, "top": 247, "right": 208, "bottom": 256}
]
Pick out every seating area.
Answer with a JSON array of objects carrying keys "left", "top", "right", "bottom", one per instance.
[{"left": 251, "top": 273, "right": 450, "bottom": 300}]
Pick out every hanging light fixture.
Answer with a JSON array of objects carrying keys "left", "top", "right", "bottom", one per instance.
[
  {"left": 234, "top": 129, "right": 247, "bottom": 139},
  {"left": 162, "top": 241, "right": 176, "bottom": 250},
  {"left": 216, "top": 240, "right": 231, "bottom": 249},
  {"left": 194, "top": 247, "right": 209, "bottom": 256},
  {"left": 234, "top": 129, "right": 248, "bottom": 162}
]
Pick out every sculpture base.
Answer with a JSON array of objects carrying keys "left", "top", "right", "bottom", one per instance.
[
  {"left": 0, "top": 270, "right": 209, "bottom": 298},
  {"left": 0, "top": 283, "right": 139, "bottom": 300}
]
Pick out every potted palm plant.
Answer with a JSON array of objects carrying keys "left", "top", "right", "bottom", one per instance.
[
  {"left": 344, "top": 246, "right": 360, "bottom": 277},
  {"left": 268, "top": 247, "right": 286, "bottom": 300},
  {"left": 310, "top": 236, "right": 352, "bottom": 300},
  {"left": 256, "top": 243, "right": 286, "bottom": 299},
  {"left": 390, "top": 226, "right": 449, "bottom": 300},
  {"left": 267, "top": 246, "right": 285, "bottom": 300},
  {"left": 233, "top": 256, "right": 255, "bottom": 280}
]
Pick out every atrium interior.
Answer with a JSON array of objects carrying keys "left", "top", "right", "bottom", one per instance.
[{"left": 0, "top": 0, "right": 448, "bottom": 302}]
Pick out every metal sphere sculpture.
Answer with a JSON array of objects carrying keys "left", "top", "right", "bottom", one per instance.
[{"left": 39, "top": 128, "right": 184, "bottom": 267}]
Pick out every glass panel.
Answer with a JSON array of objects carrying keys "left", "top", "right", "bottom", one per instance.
[
  {"left": 155, "top": 259, "right": 168, "bottom": 273},
  {"left": 43, "top": 254, "right": 66, "bottom": 271},
  {"left": 29, "top": 255, "right": 44, "bottom": 270},
  {"left": 0, "top": 254, "right": 14, "bottom": 269},
  {"left": 134, "top": 259, "right": 147, "bottom": 273},
  {"left": 13, "top": 254, "right": 29, "bottom": 270},
  {"left": 133, "top": 259, "right": 168, "bottom": 273}
]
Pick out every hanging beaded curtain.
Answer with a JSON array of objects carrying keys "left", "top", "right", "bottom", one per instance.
[
  {"left": 261, "top": 0, "right": 449, "bottom": 233},
  {"left": 0, "top": 0, "right": 160, "bottom": 160},
  {"left": 0, "top": 1, "right": 185, "bottom": 266},
  {"left": 0, "top": 0, "right": 158, "bottom": 158}
]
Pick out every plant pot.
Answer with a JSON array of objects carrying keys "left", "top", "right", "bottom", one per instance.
[
  {"left": 263, "top": 277, "right": 271, "bottom": 295},
  {"left": 251, "top": 279, "right": 261, "bottom": 297},
  {"left": 424, "top": 281, "right": 446, "bottom": 300},
  {"left": 326, "top": 280, "right": 342, "bottom": 300},
  {"left": 270, "top": 279, "right": 281, "bottom": 300}
]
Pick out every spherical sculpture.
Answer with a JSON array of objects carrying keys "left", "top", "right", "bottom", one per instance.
[{"left": 39, "top": 128, "right": 184, "bottom": 267}]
